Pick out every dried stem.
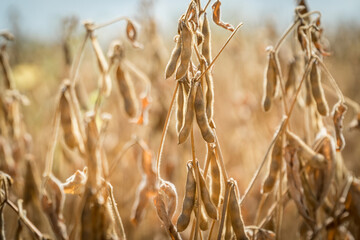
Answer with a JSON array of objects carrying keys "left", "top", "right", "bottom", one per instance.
[
  {"left": 196, "top": 22, "right": 243, "bottom": 82},
  {"left": 108, "top": 138, "right": 137, "bottom": 178},
  {"left": 255, "top": 194, "right": 267, "bottom": 225},
  {"left": 214, "top": 131, "right": 228, "bottom": 183},
  {"left": 316, "top": 57, "right": 345, "bottom": 103},
  {"left": 6, "top": 200, "right": 48, "bottom": 240},
  {"left": 207, "top": 220, "right": 216, "bottom": 240},
  {"left": 43, "top": 103, "right": 61, "bottom": 178},
  {"left": 274, "top": 20, "right": 299, "bottom": 52},
  {"left": 239, "top": 117, "right": 287, "bottom": 205},
  {"left": 90, "top": 16, "right": 128, "bottom": 31},
  {"left": 258, "top": 189, "right": 289, "bottom": 229},
  {"left": 216, "top": 181, "right": 231, "bottom": 240},
  {"left": 70, "top": 32, "right": 89, "bottom": 86},
  {"left": 275, "top": 170, "right": 284, "bottom": 240},
  {"left": 191, "top": 128, "right": 201, "bottom": 240},
  {"left": 200, "top": 0, "right": 212, "bottom": 16},
  {"left": 107, "top": 183, "right": 127, "bottom": 240},
  {"left": 323, "top": 84, "right": 360, "bottom": 112},
  {"left": 156, "top": 82, "right": 179, "bottom": 181}
]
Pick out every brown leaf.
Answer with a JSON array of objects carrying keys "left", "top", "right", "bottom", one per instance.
[
  {"left": 136, "top": 92, "right": 151, "bottom": 125},
  {"left": 126, "top": 20, "right": 143, "bottom": 49},
  {"left": 211, "top": 0, "right": 234, "bottom": 32}
]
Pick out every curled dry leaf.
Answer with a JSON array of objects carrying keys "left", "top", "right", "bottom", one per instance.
[
  {"left": 62, "top": 167, "right": 87, "bottom": 195},
  {"left": 212, "top": 0, "right": 234, "bottom": 32},
  {"left": 135, "top": 92, "right": 151, "bottom": 125},
  {"left": 126, "top": 19, "right": 143, "bottom": 49},
  {"left": 332, "top": 102, "right": 347, "bottom": 151},
  {"left": 349, "top": 113, "right": 360, "bottom": 131}
]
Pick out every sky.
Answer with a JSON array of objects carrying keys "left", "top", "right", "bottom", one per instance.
[{"left": 1, "top": 0, "right": 360, "bottom": 41}]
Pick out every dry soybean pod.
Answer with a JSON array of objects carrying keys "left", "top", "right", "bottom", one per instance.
[
  {"left": 305, "top": 74, "right": 313, "bottom": 106},
  {"left": 194, "top": 82, "right": 215, "bottom": 143},
  {"left": 194, "top": 203, "right": 209, "bottom": 231},
  {"left": 178, "top": 80, "right": 197, "bottom": 144},
  {"left": 209, "top": 145, "right": 221, "bottom": 206},
  {"left": 160, "top": 180, "right": 178, "bottom": 220},
  {"left": 286, "top": 130, "right": 326, "bottom": 168},
  {"left": 177, "top": 163, "right": 196, "bottom": 232},
  {"left": 262, "top": 131, "right": 283, "bottom": 194},
  {"left": 165, "top": 35, "right": 182, "bottom": 79},
  {"left": 154, "top": 192, "right": 182, "bottom": 240},
  {"left": 285, "top": 58, "right": 297, "bottom": 95},
  {"left": 284, "top": 144, "right": 314, "bottom": 224},
  {"left": 310, "top": 60, "right": 329, "bottom": 116},
  {"left": 197, "top": 163, "right": 217, "bottom": 220},
  {"left": 116, "top": 62, "right": 138, "bottom": 118},
  {"left": 176, "top": 20, "right": 193, "bottom": 80},
  {"left": 176, "top": 82, "right": 185, "bottom": 135},
  {"left": 130, "top": 178, "right": 149, "bottom": 226},
  {"left": 59, "top": 83, "right": 80, "bottom": 150},
  {"left": 201, "top": 13, "right": 212, "bottom": 65},
  {"left": 89, "top": 33, "right": 112, "bottom": 97},
  {"left": 262, "top": 49, "right": 278, "bottom": 112},
  {"left": 332, "top": 101, "right": 347, "bottom": 151},
  {"left": 228, "top": 180, "right": 248, "bottom": 240}
]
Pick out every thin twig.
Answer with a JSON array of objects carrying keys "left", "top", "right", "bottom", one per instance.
[
  {"left": 90, "top": 16, "right": 128, "bottom": 31},
  {"left": 239, "top": 117, "right": 287, "bottom": 205},
  {"left": 255, "top": 194, "right": 268, "bottom": 225},
  {"left": 43, "top": 102, "right": 61, "bottom": 178},
  {"left": 196, "top": 22, "right": 243, "bottom": 82},
  {"left": 274, "top": 20, "right": 299, "bottom": 52},
  {"left": 199, "top": 0, "right": 212, "bottom": 16},
  {"left": 70, "top": 32, "right": 89, "bottom": 86},
  {"left": 316, "top": 58, "right": 345, "bottom": 103},
  {"left": 156, "top": 82, "right": 179, "bottom": 181},
  {"left": 214, "top": 131, "right": 228, "bottom": 183},
  {"left": 6, "top": 200, "right": 48, "bottom": 240},
  {"left": 217, "top": 181, "right": 231, "bottom": 240},
  {"left": 191, "top": 129, "right": 201, "bottom": 240},
  {"left": 108, "top": 139, "right": 137, "bottom": 178},
  {"left": 107, "top": 183, "right": 127, "bottom": 240},
  {"left": 323, "top": 84, "right": 360, "bottom": 112},
  {"left": 258, "top": 189, "right": 289, "bottom": 229}
]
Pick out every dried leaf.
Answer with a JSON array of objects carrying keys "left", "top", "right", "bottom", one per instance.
[
  {"left": 62, "top": 168, "right": 87, "bottom": 195},
  {"left": 212, "top": 0, "right": 234, "bottom": 32},
  {"left": 136, "top": 92, "right": 151, "bottom": 125},
  {"left": 126, "top": 20, "right": 143, "bottom": 49}
]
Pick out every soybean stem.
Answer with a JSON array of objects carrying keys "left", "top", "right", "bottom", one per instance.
[
  {"left": 191, "top": 128, "right": 201, "bottom": 240},
  {"left": 91, "top": 16, "right": 128, "bottom": 31},
  {"left": 156, "top": 82, "right": 179, "bottom": 181},
  {"left": 214, "top": 131, "right": 228, "bottom": 183},
  {"left": 217, "top": 181, "right": 231, "bottom": 240},
  {"left": 274, "top": 20, "right": 299, "bottom": 52},
  {"left": 6, "top": 199, "right": 47, "bottom": 239},
  {"left": 196, "top": 22, "right": 243, "bottom": 82},
  {"left": 240, "top": 117, "right": 287, "bottom": 205}
]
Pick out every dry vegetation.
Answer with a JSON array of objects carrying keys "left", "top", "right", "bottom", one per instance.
[{"left": 0, "top": 0, "right": 360, "bottom": 239}]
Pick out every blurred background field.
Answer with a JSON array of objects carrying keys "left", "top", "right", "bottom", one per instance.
[{"left": 0, "top": 0, "right": 360, "bottom": 239}]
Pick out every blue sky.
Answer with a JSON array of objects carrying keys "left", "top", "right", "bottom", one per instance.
[{"left": 1, "top": 0, "right": 360, "bottom": 41}]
